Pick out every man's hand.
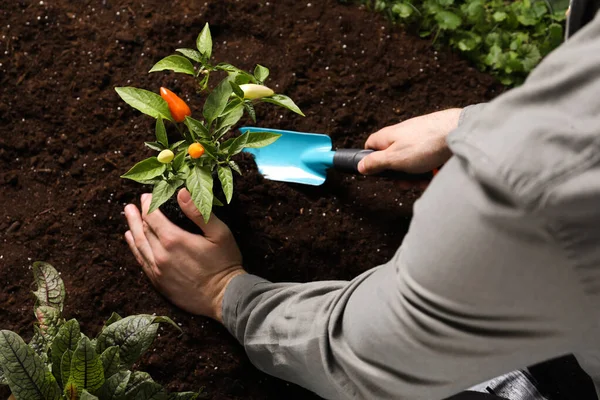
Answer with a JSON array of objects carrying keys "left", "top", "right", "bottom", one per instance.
[
  {"left": 358, "top": 108, "right": 462, "bottom": 175},
  {"left": 123, "top": 189, "right": 245, "bottom": 322}
]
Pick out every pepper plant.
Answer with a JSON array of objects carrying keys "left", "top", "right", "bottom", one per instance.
[
  {"left": 0, "top": 262, "right": 202, "bottom": 400},
  {"left": 116, "top": 24, "right": 304, "bottom": 222}
]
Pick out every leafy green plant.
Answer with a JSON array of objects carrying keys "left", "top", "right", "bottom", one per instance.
[
  {"left": 0, "top": 262, "right": 202, "bottom": 400},
  {"left": 347, "top": 0, "right": 568, "bottom": 85},
  {"left": 116, "top": 23, "right": 304, "bottom": 222}
]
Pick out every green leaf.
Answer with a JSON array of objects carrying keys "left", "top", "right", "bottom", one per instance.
[
  {"left": 261, "top": 94, "right": 304, "bottom": 116},
  {"left": 392, "top": 3, "right": 413, "bottom": 18},
  {"left": 51, "top": 319, "right": 80, "bottom": 387},
  {"left": 253, "top": 65, "right": 269, "bottom": 83},
  {"left": 35, "top": 305, "right": 63, "bottom": 343},
  {"left": 98, "top": 370, "right": 131, "bottom": 400},
  {"left": 29, "top": 326, "right": 48, "bottom": 362},
  {"left": 32, "top": 262, "right": 65, "bottom": 312},
  {"left": 243, "top": 101, "right": 256, "bottom": 123},
  {"left": 228, "top": 160, "right": 242, "bottom": 175},
  {"left": 173, "top": 151, "right": 187, "bottom": 172},
  {"left": 80, "top": 390, "right": 99, "bottom": 400},
  {"left": 229, "top": 81, "right": 244, "bottom": 98},
  {"left": 148, "top": 180, "right": 180, "bottom": 214},
  {"left": 203, "top": 78, "right": 234, "bottom": 126},
  {"left": 186, "top": 167, "right": 214, "bottom": 223},
  {"left": 103, "top": 312, "right": 123, "bottom": 329},
  {"left": 228, "top": 131, "right": 282, "bottom": 156},
  {"left": 155, "top": 117, "right": 168, "bottom": 147},
  {"left": 435, "top": 11, "right": 462, "bottom": 30},
  {"left": 215, "top": 64, "right": 256, "bottom": 84},
  {"left": 149, "top": 55, "right": 195, "bottom": 75},
  {"left": 217, "top": 166, "right": 234, "bottom": 204},
  {"left": 184, "top": 117, "right": 211, "bottom": 140},
  {"left": 196, "top": 23, "right": 213, "bottom": 60},
  {"left": 69, "top": 336, "right": 105, "bottom": 392},
  {"left": 0, "top": 330, "right": 61, "bottom": 400},
  {"left": 121, "top": 158, "right": 167, "bottom": 183},
  {"left": 176, "top": 48, "right": 203, "bottom": 63},
  {"left": 99, "top": 346, "right": 121, "bottom": 379},
  {"left": 123, "top": 372, "right": 154, "bottom": 398},
  {"left": 493, "top": 11, "right": 507, "bottom": 22},
  {"left": 212, "top": 196, "right": 224, "bottom": 207},
  {"left": 145, "top": 142, "right": 165, "bottom": 152},
  {"left": 132, "top": 381, "right": 167, "bottom": 400},
  {"left": 170, "top": 140, "right": 187, "bottom": 152},
  {"left": 217, "top": 103, "right": 244, "bottom": 132},
  {"left": 115, "top": 87, "right": 173, "bottom": 121},
  {"left": 96, "top": 315, "right": 179, "bottom": 367},
  {"left": 520, "top": 43, "right": 542, "bottom": 71},
  {"left": 61, "top": 350, "right": 73, "bottom": 388}
]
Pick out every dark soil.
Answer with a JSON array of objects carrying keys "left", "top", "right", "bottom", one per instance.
[{"left": 1, "top": 1, "right": 587, "bottom": 400}]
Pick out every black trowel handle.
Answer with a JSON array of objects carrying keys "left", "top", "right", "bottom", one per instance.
[{"left": 332, "top": 149, "right": 432, "bottom": 180}]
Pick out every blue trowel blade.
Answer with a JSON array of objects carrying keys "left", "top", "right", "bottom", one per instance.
[{"left": 240, "top": 127, "right": 335, "bottom": 186}]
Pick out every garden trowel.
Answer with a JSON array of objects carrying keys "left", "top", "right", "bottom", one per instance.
[{"left": 240, "top": 127, "right": 429, "bottom": 186}]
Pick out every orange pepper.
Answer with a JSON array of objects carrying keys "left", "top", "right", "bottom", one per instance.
[
  {"left": 160, "top": 87, "right": 191, "bottom": 122},
  {"left": 188, "top": 143, "right": 205, "bottom": 159}
]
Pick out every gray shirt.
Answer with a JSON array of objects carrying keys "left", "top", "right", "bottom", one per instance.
[{"left": 222, "top": 10, "right": 600, "bottom": 400}]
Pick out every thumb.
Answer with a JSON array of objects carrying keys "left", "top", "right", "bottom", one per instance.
[
  {"left": 177, "top": 189, "right": 229, "bottom": 241},
  {"left": 358, "top": 150, "right": 390, "bottom": 175}
]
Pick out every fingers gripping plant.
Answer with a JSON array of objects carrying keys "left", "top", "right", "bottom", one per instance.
[
  {"left": 116, "top": 24, "right": 304, "bottom": 222},
  {"left": 0, "top": 262, "right": 202, "bottom": 400}
]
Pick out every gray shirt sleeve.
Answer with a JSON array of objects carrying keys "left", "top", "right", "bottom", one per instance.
[{"left": 222, "top": 12, "right": 600, "bottom": 400}]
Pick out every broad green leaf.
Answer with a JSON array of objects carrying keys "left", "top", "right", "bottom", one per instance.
[
  {"left": 218, "top": 166, "right": 233, "bottom": 204},
  {"left": 35, "top": 306, "right": 63, "bottom": 343},
  {"left": 186, "top": 167, "right": 214, "bottom": 223},
  {"left": 435, "top": 11, "right": 462, "bottom": 30},
  {"left": 80, "top": 390, "right": 99, "bottom": 400},
  {"left": 145, "top": 142, "right": 165, "bottom": 152},
  {"left": 173, "top": 151, "right": 187, "bottom": 172},
  {"left": 213, "top": 196, "right": 224, "bottom": 207},
  {"left": 0, "top": 330, "right": 61, "bottom": 400},
  {"left": 69, "top": 336, "right": 105, "bottom": 392},
  {"left": 261, "top": 94, "right": 304, "bottom": 116},
  {"left": 196, "top": 23, "right": 213, "bottom": 60},
  {"left": 123, "top": 372, "right": 154, "bottom": 398},
  {"left": 216, "top": 103, "right": 244, "bottom": 132},
  {"left": 148, "top": 180, "right": 180, "bottom": 214},
  {"left": 517, "top": 9, "right": 538, "bottom": 25},
  {"left": 170, "top": 140, "right": 187, "bottom": 152},
  {"left": 184, "top": 117, "right": 210, "bottom": 140},
  {"left": 203, "top": 78, "right": 234, "bottom": 126},
  {"left": 132, "top": 381, "right": 167, "bottom": 400},
  {"left": 228, "top": 131, "right": 281, "bottom": 156},
  {"left": 98, "top": 371, "right": 131, "bottom": 400},
  {"left": 33, "top": 262, "right": 65, "bottom": 312},
  {"left": 51, "top": 319, "right": 80, "bottom": 387},
  {"left": 103, "top": 313, "right": 123, "bottom": 329},
  {"left": 229, "top": 160, "right": 242, "bottom": 175},
  {"left": 61, "top": 350, "right": 73, "bottom": 388},
  {"left": 176, "top": 48, "right": 203, "bottom": 63},
  {"left": 520, "top": 44, "right": 542, "bottom": 71},
  {"left": 156, "top": 117, "right": 168, "bottom": 147},
  {"left": 438, "top": 0, "right": 454, "bottom": 6},
  {"left": 115, "top": 87, "right": 173, "bottom": 121},
  {"left": 64, "top": 381, "right": 78, "bottom": 400},
  {"left": 96, "top": 315, "right": 179, "bottom": 367},
  {"left": 392, "top": 3, "right": 413, "bottom": 18},
  {"left": 168, "top": 392, "right": 201, "bottom": 400},
  {"left": 121, "top": 158, "right": 167, "bottom": 183},
  {"left": 254, "top": 65, "right": 269, "bottom": 83},
  {"left": 197, "top": 140, "right": 219, "bottom": 160},
  {"left": 149, "top": 55, "right": 195, "bottom": 75},
  {"left": 99, "top": 346, "right": 121, "bottom": 379},
  {"left": 0, "top": 368, "right": 6, "bottom": 385}
]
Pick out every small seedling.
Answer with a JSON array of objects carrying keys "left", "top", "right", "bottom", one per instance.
[
  {"left": 116, "top": 23, "right": 304, "bottom": 222},
  {"left": 0, "top": 262, "right": 203, "bottom": 400}
]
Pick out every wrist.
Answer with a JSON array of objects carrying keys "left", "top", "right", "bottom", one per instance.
[{"left": 209, "top": 266, "right": 247, "bottom": 323}]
